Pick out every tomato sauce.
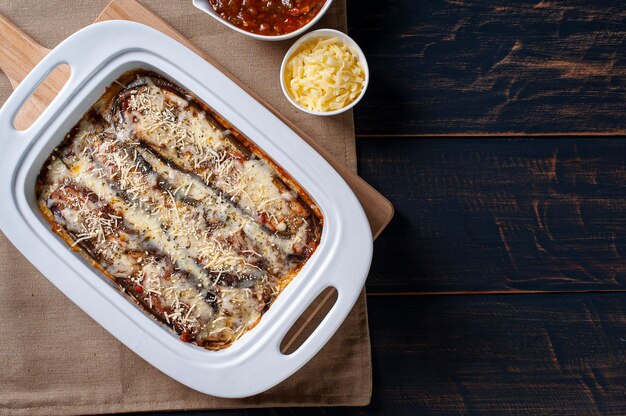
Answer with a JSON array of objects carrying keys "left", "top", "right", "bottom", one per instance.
[{"left": 208, "top": 0, "right": 327, "bottom": 36}]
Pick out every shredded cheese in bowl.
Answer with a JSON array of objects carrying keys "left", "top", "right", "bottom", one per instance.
[{"left": 282, "top": 34, "right": 367, "bottom": 114}]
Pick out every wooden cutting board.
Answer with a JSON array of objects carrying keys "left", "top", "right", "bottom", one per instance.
[{"left": 0, "top": 0, "right": 393, "bottom": 239}]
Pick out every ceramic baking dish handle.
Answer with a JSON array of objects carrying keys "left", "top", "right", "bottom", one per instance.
[
  {"left": 244, "top": 272, "right": 366, "bottom": 395},
  {"left": 0, "top": 58, "right": 76, "bottom": 161},
  {"left": 0, "top": 21, "right": 132, "bottom": 159}
]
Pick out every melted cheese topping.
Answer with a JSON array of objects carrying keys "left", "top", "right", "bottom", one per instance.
[
  {"left": 36, "top": 71, "right": 322, "bottom": 350},
  {"left": 284, "top": 37, "right": 366, "bottom": 112},
  {"left": 123, "top": 83, "right": 310, "bottom": 236}
]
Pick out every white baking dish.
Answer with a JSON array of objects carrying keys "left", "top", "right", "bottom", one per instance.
[{"left": 0, "top": 20, "right": 372, "bottom": 398}]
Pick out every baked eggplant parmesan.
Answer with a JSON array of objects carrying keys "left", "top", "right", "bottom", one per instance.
[{"left": 36, "top": 70, "right": 323, "bottom": 350}]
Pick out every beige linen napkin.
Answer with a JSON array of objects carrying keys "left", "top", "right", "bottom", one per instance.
[{"left": 0, "top": 0, "right": 372, "bottom": 414}]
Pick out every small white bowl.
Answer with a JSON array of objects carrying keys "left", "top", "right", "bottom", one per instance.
[
  {"left": 280, "top": 28, "right": 369, "bottom": 116},
  {"left": 192, "top": 0, "right": 335, "bottom": 41}
]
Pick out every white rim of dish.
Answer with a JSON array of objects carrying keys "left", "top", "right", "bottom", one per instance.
[
  {"left": 192, "top": 0, "right": 335, "bottom": 41},
  {"left": 280, "top": 28, "right": 370, "bottom": 116}
]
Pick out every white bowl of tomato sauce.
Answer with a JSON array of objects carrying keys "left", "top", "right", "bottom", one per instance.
[{"left": 192, "top": 0, "right": 334, "bottom": 41}]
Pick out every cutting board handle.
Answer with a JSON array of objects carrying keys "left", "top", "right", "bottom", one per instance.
[{"left": 0, "top": 13, "right": 50, "bottom": 89}]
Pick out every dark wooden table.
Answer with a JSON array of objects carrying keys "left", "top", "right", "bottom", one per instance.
[{"left": 159, "top": 1, "right": 626, "bottom": 414}]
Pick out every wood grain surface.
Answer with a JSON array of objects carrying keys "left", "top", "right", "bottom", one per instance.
[
  {"left": 347, "top": 0, "right": 626, "bottom": 136},
  {"left": 360, "top": 137, "right": 626, "bottom": 293}
]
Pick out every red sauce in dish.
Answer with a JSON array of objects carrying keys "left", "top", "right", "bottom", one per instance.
[{"left": 208, "top": 0, "right": 327, "bottom": 36}]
